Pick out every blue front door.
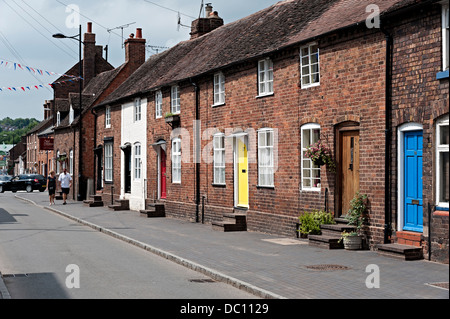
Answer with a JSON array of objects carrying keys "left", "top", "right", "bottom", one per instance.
[{"left": 404, "top": 131, "right": 423, "bottom": 232}]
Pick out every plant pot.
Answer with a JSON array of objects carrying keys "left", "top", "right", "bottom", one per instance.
[
  {"left": 165, "top": 115, "right": 180, "bottom": 124},
  {"left": 343, "top": 235, "right": 362, "bottom": 250}
]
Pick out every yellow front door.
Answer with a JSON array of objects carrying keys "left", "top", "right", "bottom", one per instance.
[{"left": 237, "top": 139, "right": 248, "bottom": 207}]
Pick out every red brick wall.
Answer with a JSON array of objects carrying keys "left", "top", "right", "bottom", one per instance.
[
  {"left": 389, "top": 5, "right": 449, "bottom": 264},
  {"left": 95, "top": 103, "right": 123, "bottom": 204},
  {"left": 142, "top": 26, "right": 389, "bottom": 242}
]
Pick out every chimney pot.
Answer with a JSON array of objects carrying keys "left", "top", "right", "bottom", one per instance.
[
  {"left": 87, "top": 22, "right": 92, "bottom": 33},
  {"left": 136, "top": 28, "right": 142, "bottom": 39},
  {"left": 205, "top": 3, "right": 213, "bottom": 18},
  {"left": 129, "top": 33, "right": 135, "bottom": 39}
]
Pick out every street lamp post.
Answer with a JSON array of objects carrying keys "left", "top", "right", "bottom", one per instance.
[{"left": 53, "top": 25, "right": 84, "bottom": 201}]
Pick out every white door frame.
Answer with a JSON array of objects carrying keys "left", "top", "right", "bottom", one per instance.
[{"left": 397, "top": 122, "right": 423, "bottom": 232}]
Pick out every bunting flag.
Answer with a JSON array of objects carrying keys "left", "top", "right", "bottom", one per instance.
[
  {"left": 0, "top": 76, "right": 83, "bottom": 93},
  {"left": 0, "top": 58, "right": 79, "bottom": 79}
]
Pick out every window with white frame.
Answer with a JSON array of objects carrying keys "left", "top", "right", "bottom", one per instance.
[
  {"left": 258, "top": 58, "right": 274, "bottom": 96},
  {"left": 442, "top": 3, "right": 449, "bottom": 71},
  {"left": 104, "top": 142, "right": 113, "bottom": 182},
  {"left": 105, "top": 106, "right": 111, "bottom": 128},
  {"left": 258, "top": 128, "right": 274, "bottom": 187},
  {"left": 300, "top": 43, "right": 320, "bottom": 88},
  {"left": 56, "top": 112, "right": 61, "bottom": 127},
  {"left": 134, "top": 98, "right": 142, "bottom": 122},
  {"left": 213, "top": 134, "right": 226, "bottom": 185},
  {"left": 213, "top": 72, "right": 225, "bottom": 105},
  {"left": 171, "top": 85, "right": 180, "bottom": 114},
  {"left": 69, "top": 105, "right": 74, "bottom": 125},
  {"left": 436, "top": 115, "right": 449, "bottom": 208},
  {"left": 69, "top": 149, "right": 73, "bottom": 174},
  {"left": 172, "top": 138, "right": 181, "bottom": 183},
  {"left": 134, "top": 143, "right": 141, "bottom": 180},
  {"left": 301, "top": 123, "right": 321, "bottom": 190},
  {"left": 155, "top": 90, "right": 163, "bottom": 119}
]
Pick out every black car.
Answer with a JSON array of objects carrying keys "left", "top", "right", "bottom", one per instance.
[
  {"left": 0, "top": 175, "right": 12, "bottom": 188},
  {"left": 0, "top": 174, "right": 47, "bottom": 193}
]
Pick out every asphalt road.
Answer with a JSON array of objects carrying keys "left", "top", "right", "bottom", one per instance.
[{"left": 0, "top": 192, "right": 258, "bottom": 299}]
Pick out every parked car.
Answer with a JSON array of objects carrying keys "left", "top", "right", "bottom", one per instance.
[
  {"left": 0, "top": 175, "right": 12, "bottom": 188},
  {"left": 0, "top": 174, "right": 47, "bottom": 193}
]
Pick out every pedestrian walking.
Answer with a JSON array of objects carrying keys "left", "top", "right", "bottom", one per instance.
[
  {"left": 47, "top": 170, "right": 57, "bottom": 206},
  {"left": 58, "top": 168, "right": 72, "bottom": 205}
]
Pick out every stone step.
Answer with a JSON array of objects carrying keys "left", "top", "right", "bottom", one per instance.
[
  {"left": 108, "top": 199, "right": 129, "bottom": 211},
  {"left": 377, "top": 244, "right": 423, "bottom": 261},
  {"left": 212, "top": 221, "right": 247, "bottom": 232},
  {"left": 320, "top": 224, "right": 356, "bottom": 237},
  {"left": 140, "top": 209, "right": 166, "bottom": 218},
  {"left": 83, "top": 200, "right": 104, "bottom": 207},
  {"left": 334, "top": 217, "right": 350, "bottom": 224},
  {"left": 308, "top": 234, "right": 344, "bottom": 250}
]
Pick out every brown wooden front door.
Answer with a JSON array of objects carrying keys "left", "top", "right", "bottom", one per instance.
[{"left": 339, "top": 130, "right": 360, "bottom": 217}]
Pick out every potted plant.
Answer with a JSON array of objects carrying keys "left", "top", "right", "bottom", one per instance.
[
  {"left": 298, "top": 210, "right": 335, "bottom": 238},
  {"left": 340, "top": 193, "right": 368, "bottom": 250},
  {"left": 305, "top": 140, "right": 336, "bottom": 172}
]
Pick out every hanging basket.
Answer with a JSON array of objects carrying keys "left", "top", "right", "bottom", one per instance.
[{"left": 312, "top": 158, "right": 326, "bottom": 167}]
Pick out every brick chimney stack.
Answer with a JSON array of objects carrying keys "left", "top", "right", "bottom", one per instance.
[
  {"left": 125, "top": 28, "right": 146, "bottom": 73},
  {"left": 190, "top": 4, "right": 224, "bottom": 40},
  {"left": 83, "top": 22, "right": 96, "bottom": 87}
]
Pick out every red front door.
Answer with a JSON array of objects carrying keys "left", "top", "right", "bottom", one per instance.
[{"left": 160, "top": 149, "right": 167, "bottom": 199}]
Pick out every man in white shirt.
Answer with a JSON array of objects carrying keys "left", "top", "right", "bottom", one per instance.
[{"left": 58, "top": 168, "right": 72, "bottom": 205}]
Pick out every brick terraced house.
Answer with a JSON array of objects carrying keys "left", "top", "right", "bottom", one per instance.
[
  {"left": 52, "top": 23, "right": 146, "bottom": 201},
  {"left": 91, "top": 0, "right": 448, "bottom": 263}
]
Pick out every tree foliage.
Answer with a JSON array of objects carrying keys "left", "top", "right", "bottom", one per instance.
[{"left": 0, "top": 117, "right": 39, "bottom": 144}]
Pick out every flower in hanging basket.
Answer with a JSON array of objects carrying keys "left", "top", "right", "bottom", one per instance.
[{"left": 305, "top": 140, "right": 336, "bottom": 172}]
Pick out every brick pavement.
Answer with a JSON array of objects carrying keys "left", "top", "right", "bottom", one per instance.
[{"left": 2, "top": 192, "right": 449, "bottom": 299}]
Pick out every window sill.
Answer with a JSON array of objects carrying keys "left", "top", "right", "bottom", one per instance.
[
  {"left": 212, "top": 183, "right": 226, "bottom": 188},
  {"left": 436, "top": 70, "right": 449, "bottom": 80},
  {"left": 301, "top": 188, "right": 321, "bottom": 192},
  {"left": 256, "top": 93, "right": 274, "bottom": 99},
  {"left": 301, "top": 82, "right": 320, "bottom": 90},
  {"left": 212, "top": 103, "right": 226, "bottom": 108},
  {"left": 435, "top": 205, "right": 449, "bottom": 211},
  {"left": 257, "top": 185, "right": 275, "bottom": 189}
]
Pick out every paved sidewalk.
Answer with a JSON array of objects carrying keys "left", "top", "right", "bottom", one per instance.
[{"left": 4, "top": 192, "right": 449, "bottom": 299}]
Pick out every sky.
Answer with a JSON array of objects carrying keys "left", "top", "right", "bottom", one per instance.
[{"left": 0, "top": 0, "right": 278, "bottom": 121}]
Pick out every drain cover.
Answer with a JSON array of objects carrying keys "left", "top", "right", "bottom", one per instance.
[{"left": 305, "top": 265, "right": 351, "bottom": 271}]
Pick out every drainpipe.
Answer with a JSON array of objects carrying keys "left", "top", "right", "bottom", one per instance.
[
  {"left": 91, "top": 107, "right": 97, "bottom": 191},
  {"left": 191, "top": 79, "right": 201, "bottom": 223},
  {"left": 381, "top": 25, "right": 392, "bottom": 244}
]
